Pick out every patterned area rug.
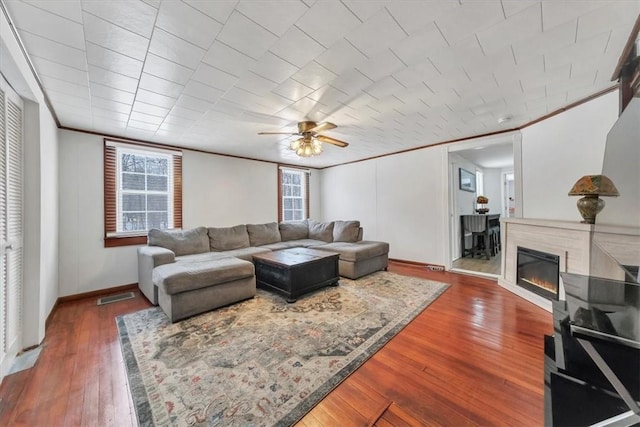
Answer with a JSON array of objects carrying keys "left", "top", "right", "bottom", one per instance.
[{"left": 117, "top": 271, "right": 448, "bottom": 426}]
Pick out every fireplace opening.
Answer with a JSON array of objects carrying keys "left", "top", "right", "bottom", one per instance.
[{"left": 517, "top": 247, "right": 560, "bottom": 300}]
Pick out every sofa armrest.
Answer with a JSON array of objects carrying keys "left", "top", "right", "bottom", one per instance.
[
  {"left": 357, "top": 227, "right": 363, "bottom": 242},
  {"left": 137, "top": 246, "right": 176, "bottom": 305}
]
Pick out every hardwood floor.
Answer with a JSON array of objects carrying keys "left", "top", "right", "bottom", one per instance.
[
  {"left": 451, "top": 253, "right": 501, "bottom": 275},
  {"left": 0, "top": 262, "right": 552, "bottom": 426}
]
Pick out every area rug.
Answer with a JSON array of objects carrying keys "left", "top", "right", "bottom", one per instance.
[{"left": 117, "top": 271, "right": 449, "bottom": 427}]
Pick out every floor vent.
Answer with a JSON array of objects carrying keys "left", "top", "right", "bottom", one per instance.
[{"left": 97, "top": 292, "right": 135, "bottom": 306}]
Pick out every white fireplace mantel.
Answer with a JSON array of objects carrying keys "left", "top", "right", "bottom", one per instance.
[{"left": 498, "top": 218, "right": 640, "bottom": 312}]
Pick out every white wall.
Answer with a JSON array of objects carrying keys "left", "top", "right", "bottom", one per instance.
[
  {"left": 321, "top": 148, "right": 447, "bottom": 264},
  {"left": 1, "top": 10, "right": 59, "bottom": 350},
  {"left": 58, "top": 130, "right": 322, "bottom": 296},
  {"left": 483, "top": 168, "right": 502, "bottom": 214},
  {"left": 520, "top": 91, "right": 618, "bottom": 221}
]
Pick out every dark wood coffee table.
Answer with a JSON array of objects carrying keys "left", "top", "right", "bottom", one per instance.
[{"left": 252, "top": 248, "right": 339, "bottom": 302}]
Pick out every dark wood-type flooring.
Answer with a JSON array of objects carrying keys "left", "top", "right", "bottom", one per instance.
[{"left": 0, "top": 261, "right": 552, "bottom": 426}]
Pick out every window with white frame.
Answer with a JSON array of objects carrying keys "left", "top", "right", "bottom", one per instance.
[
  {"left": 104, "top": 140, "right": 182, "bottom": 246},
  {"left": 279, "top": 167, "right": 309, "bottom": 221}
]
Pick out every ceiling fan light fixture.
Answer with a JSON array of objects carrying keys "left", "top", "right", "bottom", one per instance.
[{"left": 294, "top": 136, "right": 323, "bottom": 157}]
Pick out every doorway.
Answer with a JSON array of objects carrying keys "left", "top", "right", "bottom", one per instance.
[{"left": 448, "top": 136, "right": 517, "bottom": 277}]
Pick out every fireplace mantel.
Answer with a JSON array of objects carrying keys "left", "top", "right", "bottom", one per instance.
[{"left": 498, "top": 218, "right": 640, "bottom": 312}]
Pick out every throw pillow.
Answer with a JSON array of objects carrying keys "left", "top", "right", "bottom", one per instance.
[
  {"left": 208, "top": 224, "right": 250, "bottom": 251},
  {"left": 246, "top": 222, "right": 282, "bottom": 246},
  {"left": 279, "top": 220, "right": 308, "bottom": 241},
  {"left": 148, "top": 227, "right": 209, "bottom": 256},
  {"left": 308, "top": 220, "right": 334, "bottom": 242},
  {"left": 333, "top": 220, "right": 361, "bottom": 242}
]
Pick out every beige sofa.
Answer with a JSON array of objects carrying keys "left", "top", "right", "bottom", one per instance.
[{"left": 137, "top": 220, "right": 389, "bottom": 322}]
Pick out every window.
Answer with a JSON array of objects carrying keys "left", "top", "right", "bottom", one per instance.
[
  {"left": 104, "top": 140, "right": 182, "bottom": 247},
  {"left": 278, "top": 167, "right": 309, "bottom": 222}
]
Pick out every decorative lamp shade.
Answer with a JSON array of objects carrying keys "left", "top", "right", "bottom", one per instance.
[
  {"left": 568, "top": 175, "right": 619, "bottom": 224},
  {"left": 476, "top": 195, "right": 489, "bottom": 204},
  {"left": 568, "top": 175, "right": 619, "bottom": 196}
]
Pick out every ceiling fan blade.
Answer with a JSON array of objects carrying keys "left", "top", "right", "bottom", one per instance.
[
  {"left": 308, "top": 122, "right": 337, "bottom": 133},
  {"left": 316, "top": 134, "right": 348, "bottom": 147},
  {"left": 258, "top": 131, "right": 299, "bottom": 135}
]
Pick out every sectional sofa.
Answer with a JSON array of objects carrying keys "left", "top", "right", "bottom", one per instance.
[{"left": 137, "top": 219, "right": 389, "bottom": 321}]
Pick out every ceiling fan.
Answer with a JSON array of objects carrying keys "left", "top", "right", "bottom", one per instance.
[{"left": 258, "top": 121, "right": 348, "bottom": 157}]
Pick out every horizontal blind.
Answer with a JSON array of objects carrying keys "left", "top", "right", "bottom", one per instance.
[
  {"left": 173, "top": 154, "right": 182, "bottom": 229},
  {"left": 104, "top": 144, "right": 117, "bottom": 235},
  {"left": 0, "top": 86, "right": 5, "bottom": 356}
]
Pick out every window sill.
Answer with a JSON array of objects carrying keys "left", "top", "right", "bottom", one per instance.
[{"left": 104, "top": 235, "right": 147, "bottom": 248}]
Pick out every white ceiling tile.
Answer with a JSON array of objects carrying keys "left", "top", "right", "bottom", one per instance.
[
  {"left": 340, "top": 0, "right": 390, "bottom": 21},
  {"left": 345, "top": 8, "right": 407, "bottom": 58},
  {"left": 132, "top": 101, "right": 170, "bottom": 117},
  {"left": 156, "top": 1, "right": 222, "bottom": 49},
  {"left": 306, "top": 86, "right": 347, "bottom": 106},
  {"left": 511, "top": 19, "right": 576, "bottom": 64},
  {"left": 135, "top": 89, "right": 176, "bottom": 108},
  {"left": 169, "top": 105, "right": 204, "bottom": 120},
  {"left": 128, "top": 120, "right": 160, "bottom": 131},
  {"left": 365, "top": 76, "right": 405, "bottom": 99},
  {"left": 316, "top": 39, "right": 367, "bottom": 75},
  {"left": 356, "top": 50, "right": 405, "bottom": 82},
  {"left": 542, "top": 0, "right": 609, "bottom": 31},
  {"left": 18, "top": 32, "right": 87, "bottom": 71},
  {"left": 222, "top": 87, "right": 264, "bottom": 109},
  {"left": 254, "top": 92, "right": 293, "bottom": 113},
  {"left": 545, "top": 31, "right": 610, "bottom": 71},
  {"left": 91, "top": 96, "right": 132, "bottom": 114},
  {"left": 48, "top": 90, "right": 91, "bottom": 109},
  {"left": 91, "top": 82, "right": 136, "bottom": 104},
  {"left": 83, "top": 12, "right": 150, "bottom": 60},
  {"left": 81, "top": 0, "right": 157, "bottom": 38},
  {"left": 236, "top": 72, "right": 279, "bottom": 96},
  {"left": 130, "top": 111, "right": 164, "bottom": 125},
  {"left": 576, "top": 1, "right": 640, "bottom": 41},
  {"left": 391, "top": 23, "right": 449, "bottom": 66},
  {"left": 163, "top": 114, "right": 197, "bottom": 127},
  {"left": 88, "top": 65, "right": 139, "bottom": 93},
  {"left": 250, "top": 52, "right": 299, "bottom": 84},
  {"left": 435, "top": 0, "right": 504, "bottom": 45},
  {"left": 139, "top": 73, "right": 185, "bottom": 98},
  {"left": 464, "top": 47, "right": 515, "bottom": 81},
  {"left": 148, "top": 28, "right": 206, "bottom": 70},
  {"left": 209, "top": 99, "right": 247, "bottom": 118},
  {"left": 216, "top": 11, "right": 279, "bottom": 59},
  {"left": 142, "top": 0, "right": 161, "bottom": 9},
  {"left": 269, "top": 26, "right": 325, "bottom": 68},
  {"left": 291, "top": 61, "right": 336, "bottom": 90},
  {"left": 55, "top": 104, "right": 92, "bottom": 120},
  {"left": 5, "top": 1, "right": 85, "bottom": 49},
  {"left": 235, "top": 0, "right": 309, "bottom": 37},
  {"left": 295, "top": 1, "right": 361, "bottom": 47},
  {"left": 493, "top": 55, "right": 543, "bottom": 85},
  {"left": 202, "top": 41, "right": 257, "bottom": 77},
  {"left": 41, "top": 75, "right": 90, "bottom": 97},
  {"left": 272, "top": 79, "right": 315, "bottom": 101},
  {"left": 520, "top": 63, "right": 571, "bottom": 91},
  {"left": 86, "top": 43, "right": 144, "bottom": 79},
  {"left": 324, "top": 69, "right": 372, "bottom": 97},
  {"left": 31, "top": 56, "right": 88, "bottom": 85},
  {"left": 182, "top": 81, "right": 225, "bottom": 103},
  {"left": 191, "top": 63, "right": 239, "bottom": 91},
  {"left": 428, "top": 37, "right": 484, "bottom": 74},
  {"left": 175, "top": 94, "right": 214, "bottom": 112},
  {"left": 392, "top": 62, "right": 441, "bottom": 88},
  {"left": 477, "top": 3, "right": 542, "bottom": 55},
  {"left": 92, "top": 107, "right": 130, "bottom": 122},
  {"left": 24, "top": 0, "right": 83, "bottom": 23},
  {"left": 143, "top": 53, "right": 193, "bottom": 85},
  {"left": 501, "top": 0, "right": 539, "bottom": 18},
  {"left": 183, "top": 0, "right": 238, "bottom": 24}
]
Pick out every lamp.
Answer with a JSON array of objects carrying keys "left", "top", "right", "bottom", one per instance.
[
  {"left": 290, "top": 136, "right": 323, "bottom": 157},
  {"left": 476, "top": 195, "right": 489, "bottom": 214},
  {"left": 568, "top": 175, "right": 619, "bottom": 224}
]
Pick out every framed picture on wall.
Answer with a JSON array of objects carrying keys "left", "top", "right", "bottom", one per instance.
[{"left": 459, "top": 168, "right": 476, "bottom": 192}]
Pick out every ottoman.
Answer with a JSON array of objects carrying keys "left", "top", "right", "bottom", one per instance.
[
  {"left": 314, "top": 240, "right": 389, "bottom": 279},
  {"left": 153, "top": 257, "right": 255, "bottom": 322}
]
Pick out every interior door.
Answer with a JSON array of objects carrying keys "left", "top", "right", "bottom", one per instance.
[{"left": 0, "top": 77, "right": 24, "bottom": 376}]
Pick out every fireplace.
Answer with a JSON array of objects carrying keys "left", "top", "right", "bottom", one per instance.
[{"left": 517, "top": 247, "right": 560, "bottom": 300}]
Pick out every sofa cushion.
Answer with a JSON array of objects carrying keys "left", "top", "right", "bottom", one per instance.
[
  {"left": 246, "top": 222, "right": 282, "bottom": 246},
  {"left": 333, "top": 220, "right": 361, "bottom": 242},
  {"left": 153, "top": 258, "right": 254, "bottom": 295},
  {"left": 313, "top": 241, "right": 389, "bottom": 262},
  {"left": 148, "top": 227, "right": 209, "bottom": 256},
  {"left": 208, "top": 224, "right": 250, "bottom": 251},
  {"left": 308, "top": 220, "right": 334, "bottom": 243},
  {"left": 279, "top": 220, "right": 308, "bottom": 241}
]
